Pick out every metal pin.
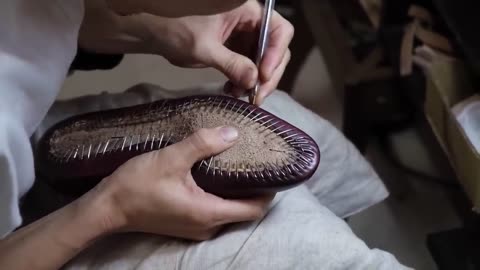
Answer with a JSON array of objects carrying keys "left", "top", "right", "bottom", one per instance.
[
  {"left": 62, "top": 150, "right": 71, "bottom": 163},
  {"left": 129, "top": 136, "right": 134, "bottom": 151},
  {"left": 242, "top": 108, "right": 256, "bottom": 122},
  {"left": 269, "top": 162, "right": 281, "bottom": 178},
  {"left": 283, "top": 133, "right": 298, "bottom": 141},
  {"left": 164, "top": 132, "right": 173, "bottom": 146},
  {"left": 286, "top": 136, "right": 305, "bottom": 143},
  {"left": 151, "top": 134, "right": 156, "bottom": 150},
  {"left": 263, "top": 120, "right": 279, "bottom": 131},
  {"left": 289, "top": 164, "right": 299, "bottom": 174},
  {"left": 239, "top": 106, "right": 249, "bottom": 117},
  {"left": 197, "top": 159, "right": 205, "bottom": 170},
  {"left": 94, "top": 142, "right": 103, "bottom": 157},
  {"left": 290, "top": 142, "right": 310, "bottom": 147},
  {"left": 296, "top": 161, "right": 307, "bottom": 169},
  {"left": 295, "top": 151, "right": 312, "bottom": 162},
  {"left": 249, "top": 164, "right": 258, "bottom": 179},
  {"left": 121, "top": 137, "right": 127, "bottom": 151},
  {"left": 216, "top": 99, "right": 223, "bottom": 112},
  {"left": 263, "top": 162, "right": 274, "bottom": 179},
  {"left": 228, "top": 160, "right": 232, "bottom": 178},
  {"left": 181, "top": 102, "right": 188, "bottom": 114},
  {"left": 158, "top": 133, "right": 164, "bottom": 148},
  {"left": 250, "top": 112, "right": 263, "bottom": 122},
  {"left": 290, "top": 139, "right": 309, "bottom": 145},
  {"left": 203, "top": 98, "right": 211, "bottom": 112},
  {"left": 303, "top": 149, "right": 316, "bottom": 157},
  {"left": 276, "top": 161, "right": 287, "bottom": 177},
  {"left": 157, "top": 100, "right": 167, "bottom": 112},
  {"left": 66, "top": 150, "right": 73, "bottom": 163},
  {"left": 206, "top": 156, "right": 214, "bottom": 175},
  {"left": 223, "top": 100, "right": 231, "bottom": 112},
  {"left": 294, "top": 163, "right": 304, "bottom": 171},
  {"left": 219, "top": 161, "right": 223, "bottom": 177},
  {"left": 270, "top": 124, "right": 285, "bottom": 134},
  {"left": 235, "top": 161, "right": 239, "bottom": 179},
  {"left": 81, "top": 145, "right": 85, "bottom": 160},
  {"left": 276, "top": 129, "right": 292, "bottom": 137},
  {"left": 256, "top": 162, "right": 265, "bottom": 179},
  {"left": 282, "top": 159, "right": 292, "bottom": 174},
  {"left": 144, "top": 134, "right": 150, "bottom": 150},
  {"left": 110, "top": 136, "right": 121, "bottom": 151},
  {"left": 259, "top": 117, "right": 274, "bottom": 127},
  {"left": 103, "top": 140, "right": 110, "bottom": 154},
  {"left": 242, "top": 163, "right": 249, "bottom": 179},
  {"left": 73, "top": 146, "right": 79, "bottom": 159},
  {"left": 212, "top": 158, "right": 216, "bottom": 176},
  {"left": 136, "top": 135, "right": 141, "bottom": 151},
  {"left": 232, "top": 104, "right": 244, "bottom": 120},
  {"left": 211, "top": 96, "right": 218, "bottom": 112},
  {"left": 192, "top": 98, "right": 200, "bottom": 108},
  {"left": 87, "top": 144, "right": 92, "bottom": 159}
]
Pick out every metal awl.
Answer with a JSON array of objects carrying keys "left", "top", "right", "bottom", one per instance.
[{"left": 249, "top": 0, "right": 276, "bottom": 105}]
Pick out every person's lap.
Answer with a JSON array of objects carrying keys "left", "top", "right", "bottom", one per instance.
[
  {"left": 64, "top": 186, "right": 408, "bottom": 270},
  {"left": 30, "top": 83, "right": 399, "bottom": 269}
]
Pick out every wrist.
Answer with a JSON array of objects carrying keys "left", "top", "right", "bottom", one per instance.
[{"left": 75, "top": 180, "right": 128, "bottom": 237}]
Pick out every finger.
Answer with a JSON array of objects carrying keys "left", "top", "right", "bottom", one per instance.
[
  {"left": 260, "top": 13, "right": 294, "bottom": 81},
  {"left": 227, "top": 50, "right": 290, "bottom": 103},
  {"left": 168, "top": 126, "right": 239, "bottom": 167},
  {"left": 209, "top": 194, "right": 275, "bottom": 225},
  {"left": 204, "top": 44, "right": 258, "bottom": 90},
  {"left": 256, "top": 49, "right": 291, "bottom": 105}
]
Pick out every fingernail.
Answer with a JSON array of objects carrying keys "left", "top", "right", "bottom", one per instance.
[
  {"left": 242, "top": 67, "right": 257, "bottom": 88},
  {"left": 220, "top": 126, "right": 239, "bottom": 142}
]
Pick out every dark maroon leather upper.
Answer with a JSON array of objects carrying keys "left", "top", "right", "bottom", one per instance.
[{"left": 35, "top": 95, "right": 320, "bottom": 198}]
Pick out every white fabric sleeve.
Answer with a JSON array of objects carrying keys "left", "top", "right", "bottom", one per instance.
[{"left": 0, "top": 0, "right": 84, "bottom": 238}]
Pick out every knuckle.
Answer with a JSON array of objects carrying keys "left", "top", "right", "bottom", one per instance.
[
  {"left": 192, "top": 128, "right": 215, "bottom": 152},
  {"left": 224, "top": 56, "right": 241, "bottom": 78},
  {"left": 287, "top": 23, "right": 295, "bottom": 39},
  {"left": 190, "top": 129, "right": 207, "bottom": 152},
  {"left": 191, "top": 41, "right": 203, "bottom": 58},
  {"left": 286, "top": 49, "right": 292, "bottom": 62}
]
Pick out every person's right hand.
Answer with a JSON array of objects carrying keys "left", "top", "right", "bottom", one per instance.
[
  {"left": 93, "top": 126, "right": 274, "bottom": 240},
  {"left": 106, "top": 0, "right": 247, "bottom": 18}
]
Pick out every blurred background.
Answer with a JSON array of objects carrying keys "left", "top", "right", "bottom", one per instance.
[{"left": 60, "top": 1, "right": 480, "bottom": 269}]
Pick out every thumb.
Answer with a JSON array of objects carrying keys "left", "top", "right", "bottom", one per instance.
[
  {"left": 170, "top": 126, "right": 239, "bottom": 167},
  {"left": 206, "top": 44, "right": 258, "bottom": 90}
]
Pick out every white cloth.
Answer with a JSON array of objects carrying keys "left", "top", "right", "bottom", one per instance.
[
  {"left": 65, "top": 186, "right": 409, "bottom": 270},
  {"left": 0, "top": 0, "right": 84, "bottom": 238},
  {"left": 452, "top": 94, "right": 480, "bottom": 154},
  {"left": 30, "top": 84, "right": 402, "bottom": 269}
]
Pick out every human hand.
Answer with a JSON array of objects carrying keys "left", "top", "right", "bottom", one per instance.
[
  {"left": 78, "top": 0, "right": 294, "bottom": 105},
  {"left": 106, "top": 0, "right": 247, "bottom": 18},
  {"left": 95, "top": 127, "right": 274, "bottom": 240},
  {"left": 141, "top": 0, "right": 294, "bottom": 105}
]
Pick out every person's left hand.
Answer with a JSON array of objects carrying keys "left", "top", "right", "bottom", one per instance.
[{"left": 79, "top": 0, "right": 294, "bottom": 105}]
